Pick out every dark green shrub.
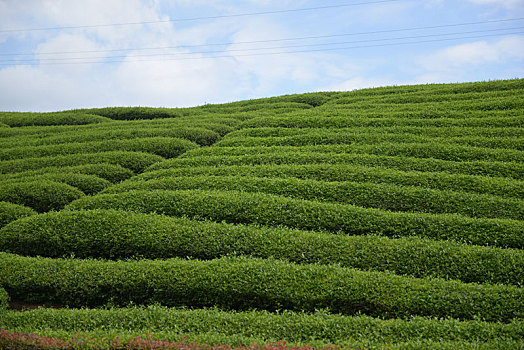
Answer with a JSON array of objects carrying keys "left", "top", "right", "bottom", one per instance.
[
  {"left": 0, "top": 253, "right": 522, "bottom": 321},
  {"left": 0, "top": 112, "right": 111, "bottom": 127},
  {"left": 102, "top": 175, "right": 523, "bottom": 220},
  {"left": 0, "top": 151, "right": 164, "bottom": 174},
  {"left": 0, "top": 137, "right": 198, "bottom": 160},
  {"left": 78, "top": 107, "right": 193, "bottom": 120},
  {"left": 0, "top": 202, "right": 36, "bottom": 229},
  {"left": 214, "top": 139, "right": 523, "bottom": 163},
  {"left": 4, "top": 173, "right": 111, "bottom": 195},
  {"left": 2, "top": 209, "right": 521, "bottom": 285},
  {"left": 0, "top": 163, "right": 134, "bottom": 184},
  {"left": 0, "top": 286, "right": 8, "bottom": 311},
  {"left": 0, "top": 181, "right": 84, "bottom": 212},
  {"left": 0, "top": 126, "right": 220, "bottom": 148},
  {"left": 160, "top": 148, "right": 523, "bottom": 180},
  {"left": 2, "top": 306, "right": 522, "bottom": 346},
  {"left": 65, "top": 190, "right": 524, "bottom": 248},
  {"left": 136, "top": 163, "right": 524, "bottom": 199}
]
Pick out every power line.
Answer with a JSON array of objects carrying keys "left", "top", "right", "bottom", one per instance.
[
  {"left": 2, "top": 17, "right": 522, "bottom": 57},
  {"left": 0, "top": 0, "right": 403, "bottom": 33},
  {"left": 2, "top": 31, "right": 521, "bottom": 66},
  {"left": 3, "top": 26, "right": 521, "bottom": 63}
]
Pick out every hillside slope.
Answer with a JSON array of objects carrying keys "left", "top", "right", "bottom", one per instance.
[{"left": 0, "top": 79, "right": 523, "bottom": 349}]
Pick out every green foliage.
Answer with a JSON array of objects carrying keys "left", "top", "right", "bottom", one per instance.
[
  {"left": 102, "top": 175, "right": 523, "bottom": 220},
  {"left": 0, "top": 181, "right": 85, "bottom": 212},
  {"left": 78, "top": 107, "right": 194, "bottom": 120},
  {"left": 1, "top": 79, "right": 523, "bottom": 347},
  {"left": 224, "top": 127, "right": 523, "bottom": 150},
  {"left": 0, "top": 126, "right": 220, "bottom": 148},
  {"left": 135, "top": 163, "right": 524, "bottom": 199},
  {"left": 154, "top": 149, "right": 524, "bottom": 180},
  {"left": 1, "top": 209, "right": 521, "bottom": 285},
  {"left": 0, "top": 202, "right": 36, "bottom": 229},
  {"left": 0, "top": 163, "right": 134, "bottom": 184},
  {"left": 0, "top": 137, "right": 198, "bottom": 160},
  {"left": 2, "top": 306, "right": 523, "bottom": 347},
  {"left": 1, "top": 253, "right": 522, "bottom": 321},
  {"left": 0, "top": 286, "right": 8, "bottom": 311},
  {"left": 0, "top": 151, "right": 164, "bottom": 174},
  {"left": 0, "top": 112, "right": 111, "bottom": 127},
  {"left": 65, "top": 190, "right": 524, "bottom": 248},
  {"left": 213, "top": 140, "right": 523, "bottom": 163},
  {"left": 242, "top": 111, "right": 523, "bottom": 129},
  {"left": 3, "top": 173, "right": 111, "bottom": 195}
]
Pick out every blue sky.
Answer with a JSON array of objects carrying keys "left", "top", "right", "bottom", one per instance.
[{"left": 0, "top": 0, "right": 523, "bottom": 111}]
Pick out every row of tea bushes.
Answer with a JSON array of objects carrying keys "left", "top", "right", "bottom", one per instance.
[
  {"left": 230, "top": 125, "right": 524, "bottom": 139},
  {"left": 65, "top": 190, "right": 524, "bottom": 248},
  {"left": 0, "top": 253, "right": 522, "bottom": 321},
  {"left": 151, "top": 152, "right": 524, "bottom": 180},
  {"left": 101, "top": 175, "right": 523, "bottom": 220},
  {"left": 2, "top": 173, "right": 111, "bottom": 195},
  {"left": 135, "top": 164, "right": 524, "bottom": 199},
  {"left": 1, "top": 209, "right": 521, "bottom": 285},
  {"left": 213, "top": 140, "right": 524, "bottom": 163},
  {"left": 242, "top": 112, "right": 524, "bottom": 129},
  {"left": 0, "top": 126, "right": 220, "bottom": 148},
  {"left": 0, "top": 112, "right": 111, "bottom": 127},
  {"left": 222, "top": 129, "right": 523, "bottom": 150},
  {"left": 0, "top": 202, "right": 36, "bottom": 228},
  {"left": 1, "top": 306, "right": 523, "bottom": 348},
  {"left": 0, "top": 137, "right": 198, "bottom": 161},
  {"left": 0, "top": 163, "right": 135, "bottom": 183},
  {"left": 0, "top": 181, "right": 85, "bottom": 212},
  {"left": 0, "top": 151, "right": 164, "bottom": 174},
  {"left": 325, "top": 87, "right": 523, "bottom": 105}
]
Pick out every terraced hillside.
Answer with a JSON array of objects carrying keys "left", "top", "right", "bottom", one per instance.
[{"left": 0, "top": 79, "right": 523, "bottom": 349}]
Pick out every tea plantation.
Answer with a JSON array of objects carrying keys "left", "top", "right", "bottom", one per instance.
[{"left": 0, "top": 79, "right": 523, "bottom": 349}]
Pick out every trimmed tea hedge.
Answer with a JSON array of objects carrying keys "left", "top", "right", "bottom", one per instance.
[
  {"left": 0, "top": 112, "right": 111, "bottom": 127},
  {"left": 4, "top": 173, "right": 112, "bottom": 195},
  {"left": 230, "top": 126, "right": 524, "bottom": 139},
  {"left": 0, "top": 137, "right": 198, "bottom": 160},
  {"left": 0, "top": 253, "right": 522, "bottom": 321},
  {"left": 0, "top": 126, "right": 220, "bottom": 148},
  {"left": 1, "top": 209, "right": 521, "bottom": 285},
  {"left": 101, "top": 175, "right": 523, "bottom": 220},
  {"left": 0, "top": 287, "right": 8, "bottom": 311},
  {"left": 135, "top": 164, "right": 524, "bottom": 199},
  {"left": 65, "top": 190, "right": 524, "bottom": 248},
  {"left": 242, "top": 113, "right": 524, "bottom": 129},
  {"left": 219, "top": 130, "right": 523, "bottom": 150},
  {"left": 0, "top": 151, "right": 164, "bottom": 174},
  {"left": 1, "top": 306, "right": 523, "bottom": 347},
  {"left": 213, "top": 140, "right": 524, "bottom": 163},
  {"left": 0, "top": 202, "right": 36, "bottom": 229},
  {"left": 0, "top": 163, "right": 134, "bottom": 183},
  {"left": 0, "top": 181, "right": 85, "bottom": 212},
  {"left": 156, "top": 151, "right": 524, "bottom": 180}
]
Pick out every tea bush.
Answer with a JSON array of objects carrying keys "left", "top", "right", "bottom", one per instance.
[
  {"left": 1, "top": 209, "right": 521, "bottom": 285},
  {"left": 65, "top": 190, "right": 524, "bottom": 248},
  {"left": 0, "top": 253, "right": 522, "bottom": 321}
]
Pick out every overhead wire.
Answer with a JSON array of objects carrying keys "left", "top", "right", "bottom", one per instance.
[
  {"left": 2, "top": 26, "right": 522, "bottom": 64},
  {"left": 0, "top": 0, "right": 404, "bottom": 33},
  {"left": 2, "top": 30, "right": 522, "bottom": 66},
  {"left": 1, "top": 17, "right": 523, "bottom": 56}
]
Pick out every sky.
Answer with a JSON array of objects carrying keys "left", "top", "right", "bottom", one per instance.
[{"left": 0, "top": 0, "right": 523, "bottom": 111}]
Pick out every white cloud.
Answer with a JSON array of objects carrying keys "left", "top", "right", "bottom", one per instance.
[
  {"left": 467, "top": 0, "right": 524, "bottom": 9},
  {"left": 0, "top": 1, "right": 351, "bottom": 111},
  {"left": 418, "top": 36, "right": 524, "bottom": 71}
]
